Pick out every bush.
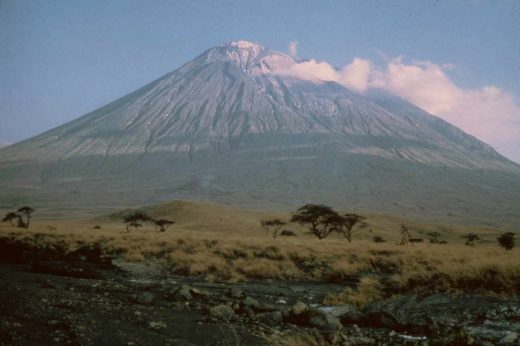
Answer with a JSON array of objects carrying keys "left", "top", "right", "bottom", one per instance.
[
  {"left": 373, "top": 235, "right": 385, "bottom": 243},
  {"left": 497, "top": 232, "right": 515, "bottom": 250},
  {"left": 463, "top": 233, "right": 480, "bottom": 246}
]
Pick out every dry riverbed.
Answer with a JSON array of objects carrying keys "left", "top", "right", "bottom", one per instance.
[{"left": 0, "top": 234, "right": 519, "bottom": 345}]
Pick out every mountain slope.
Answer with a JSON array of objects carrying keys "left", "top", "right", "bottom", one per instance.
[{"left": 0, "top": 41, "right": 519, "bottom": 226}]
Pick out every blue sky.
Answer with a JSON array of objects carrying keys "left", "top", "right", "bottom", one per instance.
[{"left": 1, "top": 0, "right": 519, "bottom": 160}]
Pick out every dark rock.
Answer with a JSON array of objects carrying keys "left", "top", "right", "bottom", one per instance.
[
  {"left": 362, "top": 293, "right": 518, "bottom": 335},
  {"left": 137, "top": 292, "right": 154, "bottom": 304},
  {"left": 365, "top": 310, "right": 399, "bottom": 329},
  {"left": 284, "top": 301, "right": 310, "bottom": 325},
  {"left": 227, "top": 287, "right": 243, "bottom": 299},
  {"left": 308, "top": 310, "right": 342, "bottom": 330},
  {"left": 190, "top": 288, "right": 210, "bottom": 300},
  {"left": 500, "top": 332, "right": 518, "bottom": 344},
  {"left": 148, "top": 321, "right": 167, "bottom": 330},
  {"left": 242, "top": 297, "right": 260, "bottom": 309},
  {"left": 289, "top": 301, "right": 309, "bottom": 316},
  {"left": 241, "top": 306, "right": 256, "bottom": 318},
  {"left": 256, "top": 311, "right": 283, "bottom": 327},
  {"left": 175, "top": 285, "right": 192, "bottom": 301},
  {"left": 319, "top": 305, "right": 366, "bottom": 325},
  {"left": 209, "top": 304, "right": 235, "bottom": 321},
  {"left": 241, "top": 296, "right": 276, "bottom": 313},
  {"left": 344, "top": 335, "right": 377, "bottom": 345}
]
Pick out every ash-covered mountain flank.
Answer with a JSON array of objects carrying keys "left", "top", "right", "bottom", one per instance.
[{"left": 1, "top": 40, "right": 519, "bottom": 225}]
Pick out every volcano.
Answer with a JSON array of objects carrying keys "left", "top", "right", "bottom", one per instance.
[{"left": 1, "top": 40, "right": 519, "bottom": 225}]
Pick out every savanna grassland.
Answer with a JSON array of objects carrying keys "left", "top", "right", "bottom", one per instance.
[{"left": 1, "top": 200, "right": 518, "bottom": 307}]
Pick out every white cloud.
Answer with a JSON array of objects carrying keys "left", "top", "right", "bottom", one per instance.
[
  {"left": 337, "top": 58, "right": 372, "bottom": 92},
  {"left": 277, "top": 59, "right": 337, "bottom": 82},
  {"left": 288, "top": 41, "right": 298, "bottom": 58},
  {"left": 272, "top": 49, "right": 520, "bottom": 162},
  {"left": 372, "top": 59, "right": 520, "bottom": 161}
]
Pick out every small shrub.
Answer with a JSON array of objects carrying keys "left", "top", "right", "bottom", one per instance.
[
  {"left": 497, "top": 232, "right": 515, "bottom": 250},
  {"left": 428, "top": 231, "right": 441, "bottom": 244},
  {"left": 464, "top": 233, "right": 480, "bottom": 246},
  {"left": 373, "top": 235, "right": 385, "bottom": 243},
  {"left": 260, "top": 219, "right": 286, "bottom": 238},
  {"left": 154, "top": 219, "right": 175, "bottom": 232},
  {"left": 280, "top": 229, "right": 296, "bottom": 237}
]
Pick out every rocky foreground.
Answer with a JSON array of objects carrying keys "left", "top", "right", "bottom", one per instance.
[{"left": 0, "top": 239, "right": 519, "bottom": 345}]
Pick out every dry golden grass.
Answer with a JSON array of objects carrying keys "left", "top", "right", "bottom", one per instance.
[{"left": 1, "top": 200, "right": 518, "bottom": 301}]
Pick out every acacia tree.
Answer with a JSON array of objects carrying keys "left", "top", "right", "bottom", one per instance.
[
  {"left": 123, "top": 211, "right": 151, "bottom": 232},
  {"left": 17, "top": 206, "right": 34, "bottom": 228},
  {"left": 291, "top": 204, "right": 341, "bottom": 240},
  {"left": 154, "top": 219, "right": 175, "bottom": 232},
  {"left": 464, "top": 233, "right": 480, "bottom": 246},
  {"left": 127, "top": 221, "right": 142, "bottom": 232},
  {"left": 497, "top": 232, "right": 515, "bottom": 250},
  {"left": 260, "top": 219, "right": 286, "bottom": 239},
  {"left": 2, "top": 212, "right": 24, "bottom": 227},
  {"left": 333, "top": 213, "right": 363, "bottom": 242},
  {"left": 427, "top": 232, "right": 441, "bottom": 244}
]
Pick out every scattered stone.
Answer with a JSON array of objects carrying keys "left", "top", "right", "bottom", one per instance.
[
  {"left": 242, "top": 297, "right": 260, "bottom": 309},
  {"left": 500, "top": 332, "right": 518, "bottom": 344},
  {"left": 345, "top": 336, "right": 376, "bottom": 345},
  {"left": 366, "top": 310, "right": 399, "bottom": 329},
  {"left": 284, "top": 301, "right": 310, "bottom": 325},
  {"left": 241, "top": 296, "right": 275, "bottom": 313},
  {"left": 41, "top": 279, "right": 55, "bottom": 289},
  {"left": 289, "top": 301, "right": 309, "bottom": 316},
  {"left": 256, "top": 311, "right": 283, "bottom": 327},
  {"left": 308, "top": 310, "right": 342, "bottom": 330},
  {"left": 319, "top": 305, "right": 365, "bottom": 325},
  {"left": 148, "top": 321, "right": 167, "bottom": 330},
  {"left": 241, "top": 306, "right": 256, "bottom": 318},
  {"left": 137, "top": 292, "right": 154, "bottom": 304},
  {"left": 209, "top": 304, "right": 235, "bottom": 321},
  {"left": 175, "top": 285, "right": 192, "bottom": 301},
  {"left": 276, "top": 299, "right": 287, "bottom": 305},
  {"left": 227, "top": 287, "right": 243, "bottom": 299},
  {"left": 190, "top": 288, "right": 210, "bottom": 300}
]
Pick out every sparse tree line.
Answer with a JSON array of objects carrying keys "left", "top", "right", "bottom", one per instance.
[
  {"left": 122, "top": 211, "right": 175, "bottom": 232},
  {"left": 399, "top": 225, "right": 516, "bottom": 250},
  {"left": 260, "top": 204, "right": 517, "bottom": 250},
  {"left": 0, "top": 203, "right": 516, "bottom": 250},
  {"left": 261, "top": 204, "right": 364, "bottom": 241}
]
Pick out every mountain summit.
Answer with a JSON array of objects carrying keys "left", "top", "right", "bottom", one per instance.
[
  {"left": 202, "top": 40, "right": 295, "bottom": 75},
  {"left": 1, "top": 41, "right": 519, "bottom": 225}
]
